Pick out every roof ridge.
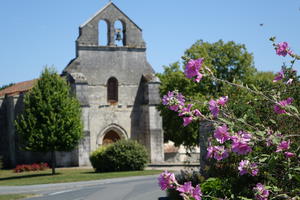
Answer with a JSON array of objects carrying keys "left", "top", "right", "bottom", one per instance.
[
  {"left": 0, "top": 79, "right": 37, "bottom": 97},
  {"left": 80, "top": 2, "right": 142, "bottom": 31}
]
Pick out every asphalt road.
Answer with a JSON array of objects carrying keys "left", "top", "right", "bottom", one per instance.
[{"left": 0, "top": 175, "right": 169, "bottom": 200}]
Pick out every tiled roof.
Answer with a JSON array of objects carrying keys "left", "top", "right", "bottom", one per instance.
[{"left": 0, "top": 79, "right": 37, "bottom": 97}]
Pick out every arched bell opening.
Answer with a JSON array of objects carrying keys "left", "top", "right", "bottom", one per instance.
[
  {"left": 114, "top": 20, "right": 126, "bottom": 46},
  {"left": 98, "top": 20, "right": 109, "bottom": 46}
]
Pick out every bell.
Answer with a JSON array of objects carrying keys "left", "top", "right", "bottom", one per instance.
[{"left": 115, "top": 31, "right": 122, "bottom": 41}]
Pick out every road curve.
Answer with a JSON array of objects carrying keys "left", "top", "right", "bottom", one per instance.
[{"left": 0, "top": 175, "right": 169, "bottom": 200}]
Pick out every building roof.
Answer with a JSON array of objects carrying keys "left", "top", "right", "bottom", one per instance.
[{"left": 0, "top": 79, "right": 37, "bottom": 97}]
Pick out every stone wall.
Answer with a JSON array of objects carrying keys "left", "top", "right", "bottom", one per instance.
[{"left": 0, "top": 94, "right": 79, "bottom": 168}]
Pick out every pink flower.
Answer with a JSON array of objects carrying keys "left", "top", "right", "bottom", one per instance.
[
  {"left": 177, "top": 182, "right": 203, "bottom": 200},
  {"left": 231, "top": 131, "right": 252, "bottom": 143},
  {"left": 217, "top": 96, "right": 228, "bottom": 106},
  {"left": 251, "top": 163, "right": 259, "bottom": 176},
  {"left": 273, "top": 70, "right": 284, "bottom": 82},
  {"left": 178, "top": 104, "right": 193, "bottom": 126},
  {"left": 238, "top": 160, "right": 259, "bottom": 176},
  {"left": 284, "top": 152, "right": 295, "bottom": 158},
  {"left": 206, "top": 146, "right": 215, "bottom": 159},
  {"left": 177, "top": 181, "right": 193, "bottom": 194},
  {"left": 158, "top": 171, "right": 177, "bottom": 190},
  {"left": 276, "top": 42, "right": 293, "bottom": 57},
  {"left": 214, "top": 124, "right": 231, "bottom": 144},
  {"left": 276, "top": 140, "right": 290, "bottom": 152},
  {"left": 184, "top": 58, "right": 204, "bottom": 82},
  {"left": 231, "top": 131, "right": 252, "bottom": 155},
  {"left": 213, "top": 146, "right": 229, "bottom": 161},
  {"left": 232, "top": 142, "right": 252, "bottom": 155},
  {"left": 193, "top": 109, "right": 203, "bottom": 117},
  {"left": 253, "top": 183, "right": 269, "bottom": 200},
  {"left": 209, "top": 99, "right": 219, "bottom": 118},
  {"left": 183, "top": 116, "right": 193, "bottom": 127},
  {"left": 209, "top": 96, "right": 229, "bottom": 118},
  {"left": 238, "top": 160, "right": 249, "bottom": 175},
  {"left": 274, "top": 97, "right": 293, "bottom": 114},
  {"left": 192, "top": 185, "right": 202, "bottom": 200},
  {"left": 207, "top": 146, "right": 229, "bottom": 160},
  {"left": 179, "top": 105, "right": 203, "bottom": 126},
  {"left": 162, "top": 91, "right": 185, "bottom": 112},
  {"left": 178, "top": 104, "right": 192, "bottom": 116}
]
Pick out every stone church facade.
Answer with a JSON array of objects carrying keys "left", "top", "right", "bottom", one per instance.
[{"left": 0, "top": 2, "right": 164, "bottom": 167}]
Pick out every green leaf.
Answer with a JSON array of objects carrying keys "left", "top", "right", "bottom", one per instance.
[
  {"left": 237, "top": 196, "right": 252, "bottom": 200},
  {"left": 255, "top": 131, "right": 265, "bottom": 137},
  {"left": 219, "top": 117, "right": 234, "bottom": 126},
  {"left": 259, "top": 157, "right": 268, "bottom": 163},
  {"left": 288, "top": 105, "right": 299, "bottom": 114}
]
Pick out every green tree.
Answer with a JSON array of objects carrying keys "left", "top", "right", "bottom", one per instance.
[
  {"left": 157, "top": 40, "right": 256, "bottom": 147},
  {"left": 16, "top": 67, "right": 83, "bottom": 175}
]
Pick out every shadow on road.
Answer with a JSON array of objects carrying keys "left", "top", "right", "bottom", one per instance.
[
  {"left": 158, "top": 197, "right": 169, "bottom": 200},
  {"left": 0, "top": 173, "right": 58, "bottom": 181}
]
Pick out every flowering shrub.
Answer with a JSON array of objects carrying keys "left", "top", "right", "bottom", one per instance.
[
  {"left": 158, "top": 38, "right": 300, "bottom": 199},
  {"left": 14, "top": 163, "right": 49, "bottom": 173},
  {"left": 159, "top": 171, "right": 203, "bottom": 200}
]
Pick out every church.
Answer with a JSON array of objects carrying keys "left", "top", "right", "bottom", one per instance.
[{"left": 0, "top": 2, "right": 164, "bottom": 167}]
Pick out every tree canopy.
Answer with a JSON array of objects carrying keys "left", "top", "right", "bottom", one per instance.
[
  {"left": 157, "top": 40, "right": 257, "bottom": 147},
  {"left": 16, "top": 67, "right": 83, "bottom": 174}
]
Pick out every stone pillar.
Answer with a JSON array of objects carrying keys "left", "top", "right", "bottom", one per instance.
[
  {"left": 69, "top": 74, "right": 91, "bottom": 166},
  {"left": 6, "top": 96, "right": 16, "bottom": 167},
  {"left": 109, "top": 23, "right": 115, "bottom": 46},
  {"left": 145, "top": 77, "right": 164, "bottom": 163},
  {"left": 199, "top": 120, "right": 214, "bottom": 174},
  {"left": 78, "top": 130, "right": 91, "bottom": 166},
  {"left": 77, "top": 82, "right": 91, "bottom": 166}
]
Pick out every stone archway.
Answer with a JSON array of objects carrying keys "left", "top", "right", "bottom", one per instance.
[{"left": 97, "top": 124, "right": 128, "bottom": 147}]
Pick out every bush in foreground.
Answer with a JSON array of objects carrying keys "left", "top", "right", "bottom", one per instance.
[
  {"left": 159, "top": 40, "right": 300, "bottom": 199},
  {"left": 90, "top": 140, "right": 148, "bottom": 172}
]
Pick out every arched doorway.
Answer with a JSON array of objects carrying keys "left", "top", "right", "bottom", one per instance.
[
  {"left": 102, "top": 130, "right": 121, "bottom": 145},
  {"left": 97, "top": 124, "right": 128, "bottom": 147}
]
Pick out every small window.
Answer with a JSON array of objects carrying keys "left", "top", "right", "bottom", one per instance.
[{"left": 107, "top": 77, "right": 118, "bottom": 103}]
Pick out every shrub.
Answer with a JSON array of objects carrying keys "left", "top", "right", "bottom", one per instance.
[
  {"left": 90, "top": 140, "right": 148, "bottom": 172},
  {"left": 89, "top": 145, "right": 110, "bottom": 172}
]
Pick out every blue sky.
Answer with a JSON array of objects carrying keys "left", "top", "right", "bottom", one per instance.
[{"left": 0, "top": 0, "right": 300, "bottom": 86}]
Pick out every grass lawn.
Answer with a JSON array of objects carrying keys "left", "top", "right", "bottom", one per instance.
[
  {"left": 0, "top": 194, "right": 37, "bottom": 200},
  {"left": 0, "top": 168, "right": 161, "bottom": 186}
]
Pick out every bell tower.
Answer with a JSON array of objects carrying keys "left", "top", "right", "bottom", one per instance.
[
  {"left": 76, "top": 2, "right": 145, "bottom": 48},
  {"left": 63, "top": 2, "right": 164, "bottom": 166}
]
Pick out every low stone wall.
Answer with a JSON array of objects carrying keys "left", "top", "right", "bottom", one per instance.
[{"left": 164, "top": 152, "right": 200, "bottom": 164}]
